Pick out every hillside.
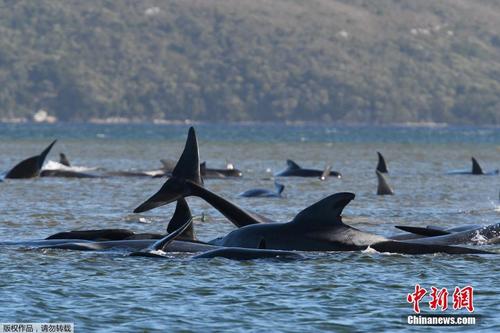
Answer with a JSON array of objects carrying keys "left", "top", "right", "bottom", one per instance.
[{"left": 0, "top": 0, "right": 499, "bottom": 124}]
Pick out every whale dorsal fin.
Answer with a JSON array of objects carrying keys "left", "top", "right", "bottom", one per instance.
[
  {"left": 150, "top": 218, "right": 193, "bottom": 251},
  {"left": 166, "top": 198, "right": 195, "bottom": 240},
  {"left": 59, "top": 153, "right": 71, "bottom": 167},
  {"left": 6, "top": 140, "right": 57, "bottom": 179},
  {"left": 471, "top": 157, "right": 484, "bottom": 175},
  {"left": 291, "top": 192, "right": 355, "bottom": 228},
  {"left": 286, "top": 159, "right": 301, "bottom": 170},
  {"left": 376, "top": 152, "right": 388, "bottom": 173},
  {"left": 274, "top": 181, "right": 285, "bottom": 195},
  {"left": 376, "top": 170, "right": 394, "bottom": 195}
]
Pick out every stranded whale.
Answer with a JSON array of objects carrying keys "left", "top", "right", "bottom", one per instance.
[
  {"left": 274, "top": 160, "right": 341, "bottom": 179},
  {"left": 447, "top": 157, "right": 499, "bottom": 175},
  {"left": 239, "top": 181, "right": 285, "bottom": 198}
]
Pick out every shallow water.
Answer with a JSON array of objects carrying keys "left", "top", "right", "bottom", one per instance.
[{"left": 0, "top": 124, "right": 499, "bottom": 332}]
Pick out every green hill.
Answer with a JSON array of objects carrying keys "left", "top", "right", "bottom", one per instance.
[{"left": 0, "top": 0, "right": 499, "bottom": 124}]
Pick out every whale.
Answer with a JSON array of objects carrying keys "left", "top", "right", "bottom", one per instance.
[
  {"left": 376, "top": 170, "right": 394, "bottom": 195},
  {"left": 274, "top": 160, "right": 341, "bottom": 179},
  {"left": 376, "top": 152, "right": 388, "bottom": 173},
  {"left": 394, "top": 223, "right": 500, "bottom": 246},
  {"left": 130, "top": 219, "right": 303, "bottom": 260},
  {"left": 200, "top": 161, "right": 243, "bottom": 178},
  {"left": 45, "top": 199, "right": 195, "bottom": 243},
  {"left": 37, "top": 199, "right": 216, "bottom": 252},
  {"left": 4, "top": 140, "right": 56, "bottom": 179},
  {"left": 133, "top": 128, "right": 492, "bottom": 255},
  {"left": 192, "top": 247, "right": 304, "bottom": 260},
  {"left": 205, "top": 192, "right": 491, "bottom": 254},
  {"left": 447, "top": 157, "right": 499, "bottom": 175},
  {"left": 162, "top": 159, "right": 243, "bottom": 179},
  {"left": 239, "top": 181, "right": 285, "bottom": 198}
]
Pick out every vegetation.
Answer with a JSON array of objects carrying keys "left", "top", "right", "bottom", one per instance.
[{"left": 0, "top": 0, "right": 499, "bottom": 124}]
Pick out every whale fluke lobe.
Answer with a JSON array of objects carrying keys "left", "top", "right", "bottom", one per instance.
[
  {"left": 471, "top": 157, "right": 484, "bottom": 175},
  {"left": 150, "top": 218, "right": 194, "bottom": 252},
  {"left": 59, "top": 153, "right": 71, "bottom": 167},
  {"left": 274, "top": 181, "right": 285, "bottom": 196},
  {"left": 376, "top": 170, "right": 394, "bottom": 195},
  {"left": 134, "top": 127, "right": 202, "bottom": 213},
  {"left": 5, "top": 140, "right": 57, "bottom": 179},
  {"left": 291, "top": 192, "right": 355, "bottom": 228},
  {"left": 172, "top": 127, "right": 202, "bottom": 184},
  {"left": 376, "top": 152, "right": 388, "bottom": 173},
  {"left": 166, "top": 198, "right": 195, "bottom": 241}
]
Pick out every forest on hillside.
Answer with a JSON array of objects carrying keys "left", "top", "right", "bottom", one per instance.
[{"left": 0, "top": 0, "right": 499, "bottom": 124}]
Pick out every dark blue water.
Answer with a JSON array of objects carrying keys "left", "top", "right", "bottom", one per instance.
[{"left": 0, "top": 124, "right": 499, "bottom": 332}]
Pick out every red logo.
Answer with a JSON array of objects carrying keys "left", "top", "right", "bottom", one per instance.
[
  {"left": 453, "top": 286, "right": 474, "bottom": 312},
  {"left": 407, "top": 285, "right": 474, "bottom": 313}
]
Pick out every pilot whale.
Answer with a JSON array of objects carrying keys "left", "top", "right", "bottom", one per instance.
[
  {"left": 274, "top": 160, "right": 341, "bottom": 179},
  {"left": 239, "top": 181, "right": 285, "bottom": 198},
  {"left": 134, "top": 127, "right": 491, "bottom": 255},
  {"left": 4, "top": 140, "right": 56, "bottom": 179},
  {"left": 45, "top": 198, "right": 196, "bottom": 243},
  {"left": 447, "top": 157, "right": 499, "bottom": 175}
]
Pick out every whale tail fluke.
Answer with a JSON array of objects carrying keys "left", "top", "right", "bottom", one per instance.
[
  {"left": 5, "top": 140, "right": 57, "bottom": 179},
  {"left": 376, "top": 152, "right": 388, "bottom": 173},
  {"left": 166, "top": 198, "right": 195, "bottom": 241},
  {"left": 376, "top": 170, "right": 394, "bottom": 195},
  {"left": 134, "top": 127, "right": 202, "bottom": 213},
  {"left": 471, "top": 157, "right": 484, "bottom": 175}
]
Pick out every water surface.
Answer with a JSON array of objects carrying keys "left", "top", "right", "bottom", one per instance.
[{"left": 0, "top": 124, "right": 499, "bottom": 332}]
